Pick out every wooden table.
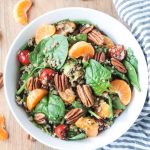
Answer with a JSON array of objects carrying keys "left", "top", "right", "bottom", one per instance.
[{"left": 0, "top": 0, "right": 121, "bottom": 149}]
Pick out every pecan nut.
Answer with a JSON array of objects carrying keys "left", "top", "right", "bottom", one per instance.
[
  {"left": 88, "top": 29, "right": 104, "bottom": 46},
  {"left": 34, "top": 113, "right": 46, "bottom": 124},
  {"left": 93, "top": 52, "right": 105, "bottom": 63},
  {"left": 26, "top": 77, "right": 41, "bottom": 91},
  {"left": 65, "top": 108, "right": 84, "bottom": 124},
  {"left": 54, "top": 73, "right": 69, "bottom": 92},
  {"left": 77, "top": 85, "right": 94, "bottom": 107},
  {"left": 111, "top": 58, "right": 127, "bottom": 73},
  {"left": 80, "top": 25, "right": 94, "bottom": 34},
  {"left": 0, "top": 72, "right": 3, "bottom": 89}
]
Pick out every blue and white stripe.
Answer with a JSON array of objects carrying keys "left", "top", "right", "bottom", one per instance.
[{"left": 102, "top": 0, "right": 150, "bottom": 149}]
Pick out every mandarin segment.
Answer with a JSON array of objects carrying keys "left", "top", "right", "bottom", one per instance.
[
  {"left": 27, "top": 89, "right": 48, "bottom": 111},
  {"left": 75, "top": 117, "right": 98, "bottom": 137},
  {"left": 13, "top": 0, "right": 32, "bottom": 25},
  {"left": 0, "top": 128, "right": 9, "bottom": 140},
  {"left": 35, "top": 24, "right": 56, "bottom": 44},
  {"left": 69, "top": 41, "right": 95, "bottom": 59},
  {"left": 110, "top": 79, "right": 131, "bottom": 106}
]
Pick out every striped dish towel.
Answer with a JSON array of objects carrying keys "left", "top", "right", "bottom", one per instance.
[{"left": 102, "top": 0, "right": 150, "bottom": 149}]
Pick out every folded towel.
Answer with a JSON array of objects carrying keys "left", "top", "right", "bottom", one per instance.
[{"left": 102, "top": 0, "right": 150, "bottom": 149}]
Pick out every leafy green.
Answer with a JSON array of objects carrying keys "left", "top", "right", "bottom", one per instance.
[
  {"left": 126, "top": 48, "right": 138, "bottom": 70},
  {"left": 48, "top": 94, "right": 65, "bottom": 124},
  {"left": 72, "top": 101, "right": 83, "bottom": 108},
  {"left": 73, "top": 20, "right": 92, "bottom": 25},
  {"left": 112, "top": 96, "right": 126, "bottom": 110},
  {"left": 68, "top": 34, "right": 87, "bottom": 44},
  {"left": 124, "top": 60, "right": 140, "bottom": 91},
  {"left": 85, "top": 59, "right": 111, "bottom": 95},
  {"left": 88, "top": 109, "right": 100, "bottom": 119},
  {"left": 95, "top": 46, "right": 109, "bottom": 53},
  {"left": 68, "top": 133, "right": 87, "bottom": 140},
  {"left": 20, "top": 72, "right": 29, "bottom": 81}
]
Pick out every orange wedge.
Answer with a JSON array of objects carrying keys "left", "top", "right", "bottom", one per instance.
[
  {"left": 103, "top": 35, "right": 114, "bottom": 48},
  {"left": 110, "top": 79, "right": 131, "bottom": 106},
  {"left": 58, "top": 89, "right": 76, "bottom": 104},
  {"left": 35, "top": 24, "right": 56, "bottom": 44},
  {"left": 0, "top": 115, "right": 5, "bottom": 128},
  {"left": 13, "top": 0, "right": 32, "bottom": 25},
  {"left": 69, "top": 41, "right": 95, "bottom": 59},
  {"left": 27, "top": 89, "right": 48, "bottom": 111},
  {"left": 75, "top": 117, "right": 98, "bottom": 137}
]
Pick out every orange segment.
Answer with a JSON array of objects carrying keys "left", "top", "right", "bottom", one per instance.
[
  {"left": 58, "top": 89, "right": 76, "bottom": 104},
  {"left": 103, "top": 35, "right": 114, "bottom": 48},
  {"left": 110, "top": 79, "right": 131, "bottom": 105},
  {"left": 35, "top": 24, "right": 56, "bottom": 44},
  {"left": 96, "top": 101, "right": 110, "bottom": 118},
  {"left": 75, "top": 117, "right": 98, "bottom": 137},
  {"left": 13, "top": 0, "right": 32, "bottom": 25},
  {"left": 69, "top": 41, "right": 95, "bottom": 59},
  {"left": 27, "top": 89, "right": 48, "bottom": 111},
  {"left": 0, "top": 128, "right": 9, "bottom": 140}
]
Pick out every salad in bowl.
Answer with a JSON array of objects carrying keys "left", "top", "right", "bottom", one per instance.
[{"left": 15, "top": 19, "right": 140, "bottom": 140}]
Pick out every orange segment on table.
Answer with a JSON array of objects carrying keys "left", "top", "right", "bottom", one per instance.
[
  {"left": 69, "top": 41, "right": 95, "bottom": 59},
  {"left": 13, "top": 0, "right": 32, "bottom": 25},
  {"left": 27, "top": 89, "right": 48, "bottom": 111},
  {"left": 110, "top": 79, "right": 131, "bottom": 106},
  {"left": 35, "top": 24, "right": 56, "bottom": 44}
]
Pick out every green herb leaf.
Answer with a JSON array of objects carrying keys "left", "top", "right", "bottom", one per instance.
[
  {"left": 124, "top": 60, "right": 141, "bottom": 91},
  {"left": 68, "top": 133, "right": 87, "bottom": 140},
  {"left": 72, "top": 101, "right": 83, "bottom": 108},
  {"left": 85, "top": 59, "right": 111, "bottom": 95},
  {"left": 48, "top": 94, "right": 65, "bottom": 124},
  {"left": 68, "top": 34, "right": 87, "bottom": 44}
]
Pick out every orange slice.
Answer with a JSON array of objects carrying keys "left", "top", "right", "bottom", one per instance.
[
  {"left": 69, "top": 41, "right": 95, "bottom": 59},
  {"left": 110, "top": 79, "right": 131, "bottom": 105},
  {"left": 35, "top": 24, "right": 56, "bottom": 44},
  {"left": 103, "top": 35, "right": 114, "bottom": 48},
  {"left": 0, "top": 115, "right": 5, "bottom": 128},
  {"left": 75, "top": 117, "right": 98, "bottom": 137},
  {"left": 27, "top": 89, "right": 48, "bottom": 111},
  {"left": 58, "top": 89, "right": 76, "bottom": 104},
  {"left": 13, "top": 0, "right": 32, "bottom": 25}
]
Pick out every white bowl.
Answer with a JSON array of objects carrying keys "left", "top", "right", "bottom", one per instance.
[{"left": 4, "top": 7, "right": 148, "bottom": 150}]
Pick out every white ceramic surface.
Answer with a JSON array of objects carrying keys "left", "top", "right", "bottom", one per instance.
[{"left": 4, "top": 7, "right": 148, "bottom": 150}]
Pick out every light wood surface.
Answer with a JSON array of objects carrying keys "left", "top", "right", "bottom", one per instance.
[{"left": 0, "top": 0, "right": 121, "bottom": 149}]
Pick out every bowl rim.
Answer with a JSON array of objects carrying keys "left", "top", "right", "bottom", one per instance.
[{"left": 4, "top": 7, "right": 148, "bottom": 150}]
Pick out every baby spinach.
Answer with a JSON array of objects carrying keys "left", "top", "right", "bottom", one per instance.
[
  {"left": 48, "top": 94, "right": 65, "bottom": 124},
  {"left": 112, "top": 96, "right": 126, "bottom": 110},
  {"left": 124, "top": 60, "right": 141, "bottom": 91},
  {"left": 68, "top": 133, "right": 87, "bottom": 140},
  {"left": 85, "top": 59, "right": 111, "bottom": 95},
  {"left": 68, "top": 34, "right": 87, "bottom": 44},
  {"left": 72, "top": 101, "right": 83, "bottom": 108},
  {"left": 73, "top": 19, "right": 92, "bottom": 25}
]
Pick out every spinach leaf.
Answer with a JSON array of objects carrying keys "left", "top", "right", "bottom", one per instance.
[
  {"left": 20, "top": 72, "right": 29, "bottom": 81},
  {"left": 126, "top": 48, "right": 138, "bottom": 71},
  {"left": 68, "top": 34, "right": 87, "bottom": 44},
  {"left": 112, "top": 96, "right": 126, "bottom": 110},
  {"left": 34, "top": 96, "right": 48, "bottom": 115},
  {"left": 73, "top": 20, "right": 92, "bottom": 25},
  {"left": 72, "top": 101, "right": 83, "bottom": 108},
  {"left": 68, "top": 133, "right": 87, "bottom": 140},
  {"left": 85, "top": 59, "right": 111, "bottom": 95},
  {"left": 48, "top": 94, "right": 65, "bottom": 124}
]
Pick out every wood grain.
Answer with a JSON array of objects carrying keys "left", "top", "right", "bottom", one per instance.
[{"left": 0, "top": 0, "right": 121, "bottom": 149}]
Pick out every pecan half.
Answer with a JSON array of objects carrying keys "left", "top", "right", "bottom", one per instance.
[
  {"left": 34, "top": 113, "right": 46, "bottom": 124},
  {"left": 54, "top": 73, "right": 69, "bottom": 92},
  {"left": 77, "top": 85, "right": 94, "bottom": 107},
  {"left": 26, "top": 77, "right": 41, "bottom": 91},
  {"left": 111, "top": 58, "right": 127, "bottom": 73},
  {"left": 65, "top": 108, "right": 84, "bottom": 124},
  {"left": 88, "top": 29, "right": 104, "bottom": 46},
  {"left": 80, "top": 25, "right": 94, "bottom": 34},
  {"left": 0, "top": 72, "right": 3, "bottom": 89},
  {"left": 93, "top": 52, "right": 105, "bottom": 63}
]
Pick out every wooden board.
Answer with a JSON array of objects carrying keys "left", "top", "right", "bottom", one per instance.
[{"left": 0, "top": 0, "right": 121, "bottom": 149}]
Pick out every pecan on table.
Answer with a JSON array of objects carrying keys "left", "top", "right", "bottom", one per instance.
[
  {"left": 0, "top": 72, "right": 3, "bottom": 89},
  {"left": 93, "top": 52, "right": 105, "bottom": 63},
  {"left": 26, "top": 77, "right": 41, "bottom": 91},
  {"left": 77, "top": 85, "right": 94, "bottom": 107},
  {"left": 54, "top": 73, "right": 69, "bottom": 92},
  {"left": 65, "top": 108, "right": 84, "bottom": 124},
  {"left": 80, "top": 24, "right": 94, "bottom": 34},
  {"left": 88, "top": 29, "right": 104, "bottom": 46},
  {"left": 111, "top": 58, "right": 127, "bottom": 73},
  {"left": 34, "top": 113, "right": 46, "bottom": 124}
]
